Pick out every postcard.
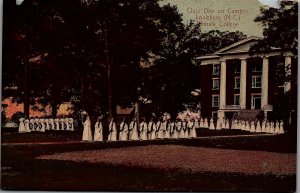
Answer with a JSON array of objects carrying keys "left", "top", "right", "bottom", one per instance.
[{"left": 1, "top": 0, "right": 297, "bottom": 191}]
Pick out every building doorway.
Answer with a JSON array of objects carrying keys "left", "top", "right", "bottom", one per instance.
[{"left": 251, "top": 94, "right": 261, "bottom": 110}]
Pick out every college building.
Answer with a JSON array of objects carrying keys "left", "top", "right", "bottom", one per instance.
[{"left": 197, "top": 36, "right": 297, "bottom": 122}]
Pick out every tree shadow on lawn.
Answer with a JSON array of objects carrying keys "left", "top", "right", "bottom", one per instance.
[{"left": 1, "top": 158, "right": 296, "bottom": 192}]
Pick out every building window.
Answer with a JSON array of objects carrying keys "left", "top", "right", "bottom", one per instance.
[
  {"left": 234, "top": 94, "right": 240, "bottom": 105},
  {"left": 234, "top": 77, "right": 240, "bottom": 89},
  {"left": 252, "top": 76, "right": 262, "bottom": 88},
  {"left": 251, "top": 94, "right": 261, "bottom": 109},
  {"left": 212, "top": 78, "right": 219, "bottom": 90},
  {"left": 212, "top": 95, "right": 219, "bottom": 107},
  {"left": 235, "top": 65, "right": 241, "bottom": 74},
  {"left": 212, "top": 64, "right": 220, "bottom": 75},
  {"left": 252, "top": 64, "right": 262, "bottom": 72},
  {"left": 212, "top": 111, "right": 218, "bottom": 119}
]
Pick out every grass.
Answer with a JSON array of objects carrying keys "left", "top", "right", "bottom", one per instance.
[{"left": 1, "top": 130, "right": 297, "bottom": 192}]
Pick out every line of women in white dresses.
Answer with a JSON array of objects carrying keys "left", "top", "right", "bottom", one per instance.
[
  {"left": 203, "top": 117, "right": 284, "bottom": 134},
  {"left": 83, "top": 118, "right": 198, "bottom": 142},
  {"left": 18, "top": 117, "right": 75, "bottom": 133}
]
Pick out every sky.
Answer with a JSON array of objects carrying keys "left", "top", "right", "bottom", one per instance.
[{"left": 160, "top": 0, "right": 266, "bottom": 37}]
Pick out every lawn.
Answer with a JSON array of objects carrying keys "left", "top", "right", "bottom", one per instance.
[{"left": 1, "top": 131, "right": 297, "bottom": 192}]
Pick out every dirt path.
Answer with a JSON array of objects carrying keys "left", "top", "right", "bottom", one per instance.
[{"left": 36, "top": 144, "right": 296, "bottom": 176}]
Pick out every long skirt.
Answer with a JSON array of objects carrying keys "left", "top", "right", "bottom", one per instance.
[
  {"left": 120, "top": 131, "right": 127, "bottom": 141},
  {"left": 140, "top": 130, "right": 147, "bottom": 140},
  {"left": 130, "top": 129, "right": 139, "bottom": 140},
  {"left": 94, "top": 129, "right": 103, "bottom": 141},
  {"left": 190, "top": 128, "right": 197, "bottom": 138},
  {"left": 108, "top": 131, "right": 117, "bottom": 141}
]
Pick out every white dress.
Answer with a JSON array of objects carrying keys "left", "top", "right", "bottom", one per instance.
[
  {"left": 18, "top": 118, "right": 26, "bottom": 133},
  {"left": 54, "top": 118, "right": 60, "bottom": 130},
  {"left": 94, "top": 121, "right": 103, "bottom": 141},
  {"left": 165, "top": 122, "right": 171, "bottom": 139},
  {"left": 69, "top": 118, "right": 74, "bottom": 131},
  {"left": 161, "top": 121, "right": 167, "bottom": 139},
  {"left": 24, "top": 119, "right": 31, "bottom": 132},
  {"left": 29, "top": 119, "right": 35, "bottom": 131},
  {"left": 48, "top": 118, "right": 54, "bottom": 130},
  {"left": 139, "top": 122, "right": 147, "bottom": 140},
  {"left": 183, "top": 121, "right": 189, "bottom": 138},
  {"left": 148, "top": 121, "right": 155, "bottom": 140},
  {"left": 175, "top": 121, "right": 181, "bottom": 139},
  {"left": 60, "top": 119, "right": 65, "bottom": 130},
  {"left": 65, "top": 118, "right": 70, "bottom": 130},
  {"left": 36, "top": 119, "right": 41, "bottom": 131},
  {"left": 150, "top": 122, "right": 156, "bottom": 140},
  {"left": 45, "top": 119, "right": 50, "bottom": 130},
  {"left": 40, "top": 119, "right": 46, "bottom": 132},
  {"left": 170, "top": 122, "right": 176, "bottom": 139},
  {"left": 179, "top": 122, "right": 185, "bottom": 138},
  {"left": 82, "top": 117, "right": 93, "bottom": 141},
  {"left": 156, "top": 121, "right": 162, "bottom": 139},
  {"left": 129, "top": 121, "right": 139, "bottom": 140},
  {"left": 188, "top": 121, "right": 197, "bottom": 138},
  {"left": 119, "top": 122, "right": 128, "bottom": 141},
  {"left": 108, "top": 122, "right": 117, "bottom": 141}
]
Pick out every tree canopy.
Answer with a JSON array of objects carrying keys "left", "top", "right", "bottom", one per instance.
[
  {"left": 3, "top": 0, "right": 247, "bottom": 123},
  {"left": 250, "top": 1, "right": 298, "bottom": 53}
]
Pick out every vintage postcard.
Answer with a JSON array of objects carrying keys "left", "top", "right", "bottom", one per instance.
[{"left": 1, "top": 0, "right": 297, "bottom": 191}]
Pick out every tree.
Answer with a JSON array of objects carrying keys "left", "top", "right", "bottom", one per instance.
[
  {"left": 145, "top": 11, "right": 246, "bottom": 118},
  {"left": 250, "top": 1, "right": 298, "bottom": 53},
  {"left": 250, "top": 1, "right": 298, "bottom": 134},
  {"left": 198, "top": 30, "right": 247, "bottom": 56}
]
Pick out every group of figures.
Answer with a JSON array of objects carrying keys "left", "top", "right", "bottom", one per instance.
[
  {"left": 203, "top": 117, "right": 285, "bottom": 134},
  {"left": 83, "top": 116, "right": 198, "bottom": 142},
  {"left": 18, "top": 117, "right": 75, "bottom": 133}
]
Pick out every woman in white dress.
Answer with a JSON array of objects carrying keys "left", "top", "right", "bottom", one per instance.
[
  {"left": 48, "top": 118, "right": 54, "bottom": 130},
  {"left": 161, "top": 119, "right": 168, "bottom": 139},
  {"left": 183, "top": 119, "right": 189, "bottom": 138},
  {"left": 24, "top": 119, "right": 31, "bottom": 132},
  {"left": 175, "top": 119, "right": 181, "bottom": 139},
  {"left": 188, "top": 119, "right": 197, "bottom": 138},
  {"left": 36, "top": 118, "right": 41, "bottom": 132},
  {"left": 155, "top": 119, "right": 162, "bottom": 139},
  {"left": 69, "top": 118, "right": 75, "bottom": 131},
  {"left": 94, "top": 117, "right": 103, "bottom": 141},
  {"left": 18, "top": 118, "right": 26, "bottom": 133},
  {"left": 129, "top": 118, "right": 139, "bottom": 140},
  {"left": 29, "top": 119, "right": 35, "bottom": 131},
  {"left": 139, "top": 118, "right": 147, "bottom": 140},
  {"left": 54, "top": 118, "right": 60, "bottom": 130},
  {"left": 179, "top": 120, "right": 185, "bottom": 138},
  {"left": 148, "top": 118, "right": 155, "bottom": 140},
  {"left": 45, "top": 118, "right": 50, "bottom": 130},
  {"left": 164, "top": 119, "right": 171, "bottom": 139},
  {"left": 169, "top": 120, "right": 176, "bottom": 139},
  {"left": 82, "top": 112, "right": 93, "bottom": 141},
  {"left": 40, "top": 119, "right": 46, "bottom": 132},
  {"left": 108, "top": 117, "right": 117, "bottom": 141},
  {"left": 119, "top": 118, "right": 128, "bottom": 141}
]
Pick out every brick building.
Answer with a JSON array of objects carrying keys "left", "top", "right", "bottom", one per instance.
[{"left": 197, "top": 36, "right": 297, "bottom": 123}]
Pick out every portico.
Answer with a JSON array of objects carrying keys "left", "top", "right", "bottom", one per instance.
[{"left": 198, "top": 36, "right": 295, "bottom": 121}]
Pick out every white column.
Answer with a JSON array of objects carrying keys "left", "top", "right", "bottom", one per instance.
[
  {"left": 218, "top": 60, "right": 226, "bottom": 120},
  {"left": 284, "top": 55, "right": 292, "bottom": 93},
  {"left": 261, "top": 56, "right": 269, "bottom": 108},
  {"left": 240, "top": 58, "right": 247, "bottom": 109}
]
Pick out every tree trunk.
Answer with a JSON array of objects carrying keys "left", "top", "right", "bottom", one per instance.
[
  {"left": 50, "top": 102, "right": 59, "bottom": 118},
  {"left": 104, "top": 28, "right": 115, "bottom": 121},
  {"left": 80, "top": 75, "right": 85, "bottom": 110},
  {"left": 24, "top": 56, "right": 30, "bottom": 119}
]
